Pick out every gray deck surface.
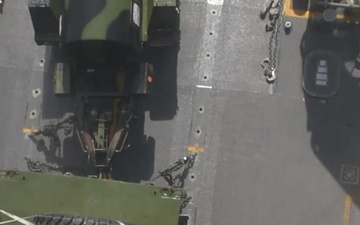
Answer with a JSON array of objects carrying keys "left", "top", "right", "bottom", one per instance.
[{"left": 1, "top": 0, "right": 360, "bottom": 225}]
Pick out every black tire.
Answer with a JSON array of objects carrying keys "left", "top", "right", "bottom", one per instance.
[{"left": 33, "top": 214, "right": 123, "bottom": 225}]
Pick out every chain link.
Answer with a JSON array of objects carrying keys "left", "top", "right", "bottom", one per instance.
[
  {"left": 147, "top": 154, "right": 197, "bottom": 209},
  {"left": 261, "top": 0, "right": 284, "bottom": 82},
  {"left": 148, "top": 153, "right": 197, "bottom": 188},
  {"left": 24, "top": 157, "right": 62, "bottom": 173},
  {"left": 180, "top": 194, "right": 193, "bottom": 209},
  {"left": 270, "top": 0, "right": 283, "bottom": 70}
]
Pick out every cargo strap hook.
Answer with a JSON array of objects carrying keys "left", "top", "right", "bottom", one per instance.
[{"left": 261, "top": 58, "right": 276, "bottom": 82}]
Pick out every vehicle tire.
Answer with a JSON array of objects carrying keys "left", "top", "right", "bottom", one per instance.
[{"left": 33, "top": 214, "right": 123, "bottom": 225}]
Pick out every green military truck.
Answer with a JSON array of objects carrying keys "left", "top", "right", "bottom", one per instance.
[
  {"left": 0, "top": 1, "right": 194, "bottom": 225},
  {"left": 26, "top": 0, "right": 180, "bottom": 178}
]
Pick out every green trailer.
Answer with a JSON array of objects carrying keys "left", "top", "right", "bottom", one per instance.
[{"left": 0, "top": 170, "right": 189, "bottom": 225}]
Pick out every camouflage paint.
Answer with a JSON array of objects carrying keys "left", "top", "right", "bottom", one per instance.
[
  {"left": 54, "top": 0, "right": 139, "bottom": 70},
  {"left": 48, "top": 0, "right": 158, "bottom": 43},
  {"left": 0, "top": 171, "right": 185, "bottom": 225},
  {"left": 81, "top": 0, "right": 131, "bottom": 40}
]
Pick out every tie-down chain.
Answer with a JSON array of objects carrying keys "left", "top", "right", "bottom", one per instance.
[{"left": 260, "top": 0, "right": 284, "bottom": 83}]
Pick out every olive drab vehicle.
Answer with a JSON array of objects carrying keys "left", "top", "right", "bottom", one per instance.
[
  {"left": 0, "top": 1, "right": 195, "bottom": 225},
  {"left": 0, "top": 154, "right": 196, "bottom": 225},
  {"left": 0, "top": 170, "right": 190, "bottom": 225},
  {"left": 26, "top": 0, "right": 180, "bottom": 177}
]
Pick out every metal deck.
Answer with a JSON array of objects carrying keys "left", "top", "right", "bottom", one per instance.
[{"left": 1, "top": 0, "right": 360, "bottom": 224}]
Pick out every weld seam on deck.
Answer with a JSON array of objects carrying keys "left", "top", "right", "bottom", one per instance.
[
  {"left": 188, "top": 3, "right": 222, "bottom": 148},
  {"left": 180, "top": 2, "right": 223, "bottom": 224}
]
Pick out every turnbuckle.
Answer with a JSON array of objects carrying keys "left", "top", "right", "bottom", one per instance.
[{"left": 261, "top": 58, "right": 276, "bottom": 82}]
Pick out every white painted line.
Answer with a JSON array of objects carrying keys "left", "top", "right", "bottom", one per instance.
[
  {"left": 207, "top": 0, "right": 223, "bottom": 5},
  {"left": 0, "top": 210, "right": 34, "bottom": 225},
  {"left": 196, "top": 85, "right": 213, "bottom": 89},
  {"left": 269, "top": 83, "right": 274, "bottom": 95},
  {"left": 0, "top": 216, "right": 35, "bottom": 225},
  {"left": 315, "top": 80, "right": 327, "bottom": 86},
  {"left": 316, "top": 73, "right": 327, "bottom": 81}
]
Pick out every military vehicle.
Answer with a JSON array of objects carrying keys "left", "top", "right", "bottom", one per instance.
[
  {"left": 0, "top": 169, "right": 192, "bottom": 225},
  {"left": 0, "top": 152, "right": 196, "bottom": 225},
  {"left": 25, "top": 0, "right": 180, "bottom": 178},
  {"left": 6, "top": 0, "right": 360, "bottom": 224}
]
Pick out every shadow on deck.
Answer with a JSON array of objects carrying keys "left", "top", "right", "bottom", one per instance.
[
  {"left": 26, "top": 43, "right": 179, "bottom": 183},
  {"left": 300, "top": 2, "right": 360, "bottom": 208}
]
